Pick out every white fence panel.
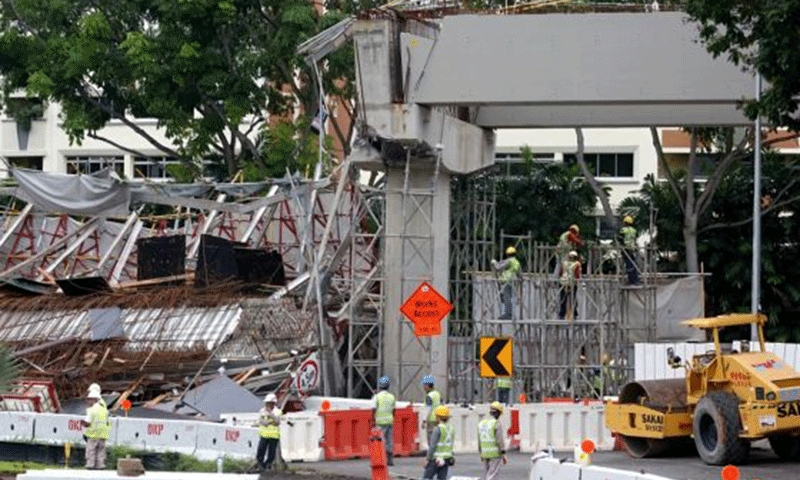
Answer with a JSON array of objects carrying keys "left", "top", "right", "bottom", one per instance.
[
  {"left": 280, "top": 411, "right": 324, "bottom": 462},
  {"left": 0, "top": 412, "right": 35, "bottom": 442},
  {"left": 636, "top": 342, "right": 800, "bottom": 380},
  {"left": 114, "top": 417, "right": 198, "bottom": 456},
  {"left": 517, "top": 404, "right": 612, "bottom": 453},
  {"left": 634, "top": 343, "right": 715, "bottom": 379},
  {"left": 194, "top": 423, "right": 260, "bottom": 461}
]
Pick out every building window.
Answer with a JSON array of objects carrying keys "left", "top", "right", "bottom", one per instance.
[
  {"left": 66, "top": 156, "right": 124, "bottom": 176},
  {"left": 133, "top": 156, "right": 179, "bottom": 179},
  {"left": 494, "top": 152, "right": 556, "bottom": 176},
  {"left": 7, "top": 156, "right": 43, "bottom": 170},
  {"left": 563, "top": 153, "right": 634, "bottom": 178}
]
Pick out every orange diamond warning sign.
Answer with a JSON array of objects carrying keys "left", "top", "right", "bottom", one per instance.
[{"left": 400, "top": 281, "right": 453, "bottom": 337}]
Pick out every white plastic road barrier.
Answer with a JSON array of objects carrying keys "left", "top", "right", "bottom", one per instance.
[
  {"left": 219, "top": 412, "right": 260, "bottom": 427},
  {"left": 33, "top": 413, "right": 119, "bottom": 447},
  {"left": 517, "top": 403, "right": 613, "bottom": 453},
  {"left": 280, "top": 411, "right": 324, "bottom": 462},
  {"left": 0, "top": 411, "right": 35, "bottom": 442},
  {"left": 17, "top": 470, "right": 259, "bottom": 480},
  {"left": 194, "top": 423, "right": 260, "bottom": 461},
  {"left": 529, "top": 456, "right": 679, "bottom": 480},
  {"left": 114, "top": 418, "right": 198, "bottom": 456},
  {"left": 303, "top": 396, "right": 411, "bottom": 411},
  {"left": 529, "top": 456, "right": 582, "bottom": 480},
  {"left": 412, "top": 404, "right": 428, "bottom": 451}
]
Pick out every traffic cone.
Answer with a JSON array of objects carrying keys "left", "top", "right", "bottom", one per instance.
[{"left": 369, "top": 428, "right": 389, "bottom": 480}]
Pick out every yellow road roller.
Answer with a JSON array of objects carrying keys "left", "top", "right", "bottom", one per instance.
[{"left": 605, "top": 313, "right": 800, "bottom": 465}]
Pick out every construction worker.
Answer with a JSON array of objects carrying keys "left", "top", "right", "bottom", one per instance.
[
  {"left": 478, "top": 402, "right": 508, "bottom": 480},
  {"left": 373, "top": 376, "right": 396, "bottom": 466},
  {"left": 555, "top": 224, "right": 584, "bottom": 276},
  {"left": 495, "top": 376, "right": 512, "bottom": 406},
  {"left": 256, "top": 393, "right": 282, "bottom": 471},
  {"left": 423, "top": 405, "right": 455, "bottom": 480},
  {"left": 619, "top": 215, "right": 640, "bottom": 285},
  {"left": 491, "top": 246, "right": 521, "bottom": 320},
  {"left": 558, "top": 251, "right": 581, "bottom": 320},
  {"left": 80, "top": 388, "right": 110, "bottom": 469},
  {"left": 422, "top": 375, "right": 442, "bottom": 436}
]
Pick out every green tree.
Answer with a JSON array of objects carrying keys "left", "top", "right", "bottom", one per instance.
[
  {"left": 494, "top": 147, "right": 599, "bottom": 243},
  {"left": 684, "top": 0, "right": 800, "bottom": 131},
  {"left": 0, "top": 0, "right": 340, "bottom": 178},
  {"left": 621, "top": 152, "right": 800, "bottom": 340}
]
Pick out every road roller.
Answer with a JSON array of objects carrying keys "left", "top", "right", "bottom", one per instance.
[{"left": 605, "top": 313, "right": 800, "bottom": 466}]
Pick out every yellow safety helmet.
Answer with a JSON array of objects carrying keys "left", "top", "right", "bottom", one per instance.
[
  {"left": 434, "top": 405, "right": 450, "bottom": 418},
  {"left": 490, "top": 401, "right": 504, "bottom": 414},
  {"left": 569, "top": 224, "right": 580, "bottom": 234},
  {"left": 623, "top": 215, "right": 634, "bottom": 225},
  {"left": 505, "top": 246, "right": 516, "bottom": 256}
]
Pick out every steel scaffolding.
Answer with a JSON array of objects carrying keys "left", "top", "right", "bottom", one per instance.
[{"left": 447, "top": 169, "right": 658, "bottom": 403}]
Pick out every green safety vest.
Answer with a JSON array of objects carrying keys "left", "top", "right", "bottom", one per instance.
[
  {"left": 85, "top": 402, "right": 110, "bottom": 440},
  {"left": 620, "top": 226, "right": 636, "bottom": 249},
  {"left": 478, "top": 418, "right": 500, "bottom": 459},
  {"left": 426, "top": 390, "right": 442, "bottom": 423},
  {"left": 375, "top": 390, "right": 396, "bottom": 426},
  {"left": 495, "top": 377, "right": 512, "bottom": 389},
  {"left": 434, "top": 423, "right": 455, "bottom": 460},
  {"left": 560, "top": 260, "right": 580, "bottom": 287},
  {"left": 501, "top": 257, "right": 521, "bottom": 284},
  {"left": 258, "top": 408, "right": 282, "bottom": 439}
]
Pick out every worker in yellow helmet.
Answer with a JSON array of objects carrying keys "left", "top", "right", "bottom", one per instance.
[
  {"left": 478, "top": 402, "right": 508, "bottom": 480},
  {"left": 422, "top": 405, "right": 455, "bottom": 480},
  {"left": 80, "top": 388, "right": 110, "bottom": 469},
  {"left": 491, "top": 246, "right": 521, "bottom": 320},
  {"left": 618, "top": 215, "right": 640, "bottom": 285},
  {"left": 257, "top": 393, "right": 283, "bottom": 471}
]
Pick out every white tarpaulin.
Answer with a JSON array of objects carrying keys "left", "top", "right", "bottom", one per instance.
[
  {"left": 630, "top": 275, "right": 706, "bottom": 342},
  {"left": 12, "top": 167, "right": 131, "bottom": 217}
]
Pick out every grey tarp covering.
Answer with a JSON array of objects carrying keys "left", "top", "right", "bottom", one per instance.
[
  {"left": 155, "top": 375, "right": 262, "bottom": 421},
  {"left": 130, "top": 183, "right": 214, "bottom": 199},
  {"left": 631, "top": 275, "right": 706, "bottom": 342},
  {"left": 470, "top": 273, "right": 705, "bottom": 342},
  {"left": 213, "top": 182, "right": 270, "bottom": 197},
  {"left": 12, "top": 167, "right": 131, "bottom": 217}
]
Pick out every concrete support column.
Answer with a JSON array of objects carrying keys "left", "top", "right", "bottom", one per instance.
[{"left": 383, "top": 161, "right": 451, "bottom": 402}]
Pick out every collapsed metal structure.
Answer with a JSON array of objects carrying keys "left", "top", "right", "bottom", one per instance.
[{"left": 0, "top": 164, "right": 380, "bottom": 407}]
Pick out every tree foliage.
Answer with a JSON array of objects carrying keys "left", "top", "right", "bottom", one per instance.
[
  {"left": 495, "top": 148, "right": 600, "bottom": 243},
  {"left": 0, "top": 0, "right": 342, "bottom": 178},
  {"left": 684, "top": 0, "right": 800, "bottom": 131},
  {"left": 621, "top": 152, "right": 800, "bottom": 340}
]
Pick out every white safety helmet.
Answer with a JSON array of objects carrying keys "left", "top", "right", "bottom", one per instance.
[
  {"left": 87, "top": 391, "right": 102, "bottom": 400},
  {"left": 263, "top": 393, "right": 277, "bottom": 403},
  {"left": 88, "top": 383, "right": 101, "bottom": 394}
]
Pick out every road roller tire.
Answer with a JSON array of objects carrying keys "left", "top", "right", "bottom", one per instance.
[
  {"left": 692, "top": 391, "right": 750, "bottom": 465},
  {"left": 768, "top": 434, "right": 800, "bottom": 460}
]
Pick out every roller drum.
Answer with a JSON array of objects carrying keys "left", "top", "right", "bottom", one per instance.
[{"left": 618, "top": 378, "right": 690, "bottom": 458}]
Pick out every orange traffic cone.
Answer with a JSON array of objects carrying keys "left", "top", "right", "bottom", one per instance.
[{"left": 369, "top": 428, "right": 389, "bottom": 480}]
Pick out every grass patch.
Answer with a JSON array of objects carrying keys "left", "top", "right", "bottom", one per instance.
[
  {"left": 107, "top": 446, "right": 254, "bottom": 473},
  {"left": 0, "top": 461, "right": 48, "bottom": 474}
]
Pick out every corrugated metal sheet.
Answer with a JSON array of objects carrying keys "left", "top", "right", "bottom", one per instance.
[{"left": 0, "top": 305, "right": 242, "bottom": 351}]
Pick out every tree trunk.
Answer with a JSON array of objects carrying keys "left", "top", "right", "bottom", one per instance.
[
  {"left": 683, "top": 213, "right": 699, "bottom": 273},
  {"left": 575, "top": 128, "right": 617, "bottom": 227}
]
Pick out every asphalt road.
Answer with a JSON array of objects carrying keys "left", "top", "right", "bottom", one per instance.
[{"left": 301, "top": 446, "right": 797, "bottom": 480}]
